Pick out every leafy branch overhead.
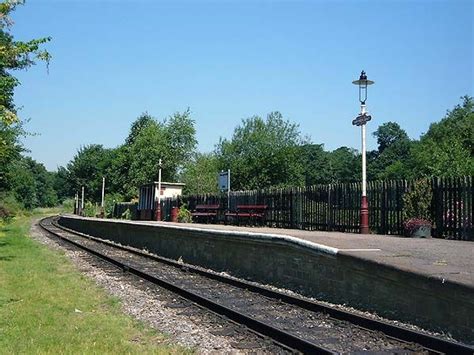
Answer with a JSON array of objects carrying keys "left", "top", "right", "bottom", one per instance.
[{"left": 0, "top": 0, "right": 51, "bottom": 125}]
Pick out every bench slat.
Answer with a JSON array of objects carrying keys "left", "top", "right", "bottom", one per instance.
[{"left": 195, "top": 204, "right": 220, "bottom": 210}]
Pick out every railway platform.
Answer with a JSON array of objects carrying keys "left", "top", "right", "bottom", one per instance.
[{"left": 158, "top": 220, "right": 474, "bottom": 289}]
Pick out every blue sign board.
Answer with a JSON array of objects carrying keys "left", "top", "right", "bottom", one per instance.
[{"left": 218, "top": 170, "right": 230, "bottom": 192}]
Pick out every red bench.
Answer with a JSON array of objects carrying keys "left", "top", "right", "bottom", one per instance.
[
  {"left": 191, "top": 204, "right": 220, "bottom": 223},
  {"left": 225, "top": 205, "right": 267, "bottom": 225}
]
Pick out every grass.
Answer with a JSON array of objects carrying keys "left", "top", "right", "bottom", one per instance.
[{"left": 0, "top": 212, "right": 192, "bottom": 354}]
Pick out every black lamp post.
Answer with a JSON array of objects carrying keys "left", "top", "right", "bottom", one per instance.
[{"left": 352, "top": 70, "right": 375, "bottom": 234}]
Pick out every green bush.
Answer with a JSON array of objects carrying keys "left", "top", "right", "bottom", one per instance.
[
  {"left": 83, "top": 202, "right": 98, "bottom": 217},
  {"left": 105, "top": 193, "right": 124, "bottom": 218},
  {"left": 402, "top": 179, "right": 433, "bottom": 222},
  {"left": 61, "top": 198, "right": 75, "bottom": 213},
  {"left": 177, "top": 205, "right": 192, "bottom": 223},
  {"left": 0, "top": 193, "right": 23, "bottom": 222}
]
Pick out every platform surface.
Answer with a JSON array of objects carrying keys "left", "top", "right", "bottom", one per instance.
[{"left": 142, "top": 220, "right": 474, "bottom": 289}]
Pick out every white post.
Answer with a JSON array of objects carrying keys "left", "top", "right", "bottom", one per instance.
[
  {"left": 101, "top": 177, "right": 105, "bottom": 208},
  {"left": 227, "top": 169, "right": 231, "bottom": 210},
  {"left": 75, "top": 192, "right": 78, "bottom": 214},
  {"left": 81, "top": 186, "right": 85, "bottom": 215},
  {"left": 361, "top": 103, "right": 367, "bottom": 198},
  {"left": 158, "top": 159, "right": 162, "bottom": 207},
  {"left": 156, "top": 158, "right": 162, "bottom": 221}
]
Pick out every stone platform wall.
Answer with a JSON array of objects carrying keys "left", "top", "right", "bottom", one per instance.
[{"left": 58, "top": 215, "right": 474, "bottom": 344}]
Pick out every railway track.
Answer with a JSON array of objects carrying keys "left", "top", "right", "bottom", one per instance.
[{"left": 39, "top": 216, "right": 473, "bottom": 354}]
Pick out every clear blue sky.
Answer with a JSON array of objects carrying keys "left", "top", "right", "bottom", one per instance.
[{"left": 13, "top": 0, "right": 474, "bottom": 171}]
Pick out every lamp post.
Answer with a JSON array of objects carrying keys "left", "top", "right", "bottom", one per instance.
[
  {"left": 352, "top": 70, "right": 374, "bottom": 234},
  {"left": 155, "top": 159, "right": 162, "bottom": 221}
]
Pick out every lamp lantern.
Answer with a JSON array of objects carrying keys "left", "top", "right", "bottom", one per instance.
[{"left": 352, "top": 70, "right": 374, "bottom": 104}]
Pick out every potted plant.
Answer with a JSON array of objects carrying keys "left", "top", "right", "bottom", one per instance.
[{"left": 402, "top": 179, "right": 433, "bottom": 238}]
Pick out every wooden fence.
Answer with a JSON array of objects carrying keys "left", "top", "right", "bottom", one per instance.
[{"left": 182, "top": 177, "right": 473, "bottom": 240}]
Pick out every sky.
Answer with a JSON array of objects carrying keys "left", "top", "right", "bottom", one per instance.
[{"left": 12, "top": 0, "right": 474, "bottom": 171}]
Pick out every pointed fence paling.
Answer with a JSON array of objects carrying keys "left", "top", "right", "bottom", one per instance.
[{"left": 169, "top": 177, "right": 473, "bottom": 240}]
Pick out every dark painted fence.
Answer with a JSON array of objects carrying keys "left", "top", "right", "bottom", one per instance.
[
  {"left": 113, "top": 202, "right": 138, "bottom": 220},
  {"left": 183, "top": 177, "right": 473, "bottom": 240}
]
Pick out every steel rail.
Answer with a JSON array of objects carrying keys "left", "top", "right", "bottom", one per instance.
[
  {"left": 40, "top": 217, "right": 335, "bottom": 354},
  {"left": 45, "top": 216, "right": 474, "bottom": 354}
]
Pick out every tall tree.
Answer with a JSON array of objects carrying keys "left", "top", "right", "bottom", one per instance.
[
  {"left": 368, "top": 122, "right": 412, "bottom": 179},
  {"left": 216, "top": 112, "right": 308, "bottom": 190},
  {"left": 6, "top": 156, "right": 57, "bottom": 209},
  {"left": 66, "top": 145, "right": 114, "bottom": 202},
  {"left": 0, "top": 1, "right": 50, "bottom": 193},
  {"left": 409, "top": 96, "right": 473, "bottom": 177},
  {"left": 298, "top": 144, "right": 332, "bottom": 185},
  {"left": 0, "top": 1, "right": 51, "bottom": 126},
  {"left": 180, "top": 152, "right": 219, "bottom": 195},
  {"left": 326, "top": 147, "right": 360, "bottom": 183}
]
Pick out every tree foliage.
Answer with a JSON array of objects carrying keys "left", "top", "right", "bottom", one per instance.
[
  {"left": 6, "top": 156, "right": 57, "bottom": 209},
  {"left": 180, "top": 152, "right": 219, "bottom": 195},
  {"left": 216, "top": 112, "right": 307, "bottom": 190},
  {"left": 65, "top": 110, "right": 197, "bottom": 201},
  {"left": 66, "top": 144, "right": 114, "bottom": 202},
  {"left": 408, "top": 96, "right": 473, "bottom": 177},
  {"left": 368, "top": 122, "right": 412, "bottom": 180},
  {"left": 0, "top": 0, "right": 51, "bottom": 126}
]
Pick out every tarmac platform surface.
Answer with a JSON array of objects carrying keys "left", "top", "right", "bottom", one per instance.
[{"left": 147, "top": 220, "right": 474, "bottom": 289}]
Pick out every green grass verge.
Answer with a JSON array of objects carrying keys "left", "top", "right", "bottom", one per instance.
[{"left": 0, "top": 214, "right": 192, "bottom": 354}]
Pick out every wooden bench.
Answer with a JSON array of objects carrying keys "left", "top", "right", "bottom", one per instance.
[
  {"left": 225, "top": 205, "right": 267, "bottom": 225},
  {"left": 191, "top": 204, "right": 220, "bottom": 223}
]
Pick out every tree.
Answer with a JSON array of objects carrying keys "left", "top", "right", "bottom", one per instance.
[
  {"left": 52, "top": 166, "right": 71, "bottom": 203},
  {"left": 180, "top": 152, "right": 219, "bottom": 195},
  {"left": 216, "top": 112, "right": 308, "bottom": 190},
  {"left": 6, "top": 156, "right": 57, "bottom": 209},
  {"left": 298, "top": 144, "right": 332, "bottom": 185},
  {"left": 326, "top": 147, "right": 360, "bottom": 183},
  {"left": 0, "top": 1, "right": 50, "bottom": 126},
  {"left": 125, "top": 110, "right": 197, "bottom": 197},
  {"left": 0, "top": 1, "right": 51, "bottom": 212},
  {"left": 0, "top": 118, "right": 25, "bottom": 189},
  {"left": 66, "top": 145, "right": 114, "bottom": 202},
  {"left": 409, "top": 96, "right": 473, "bottom": 177},
  {"left": 368, "top": 122, "right": 412, "bottom": 179},
  {"left": 124, "top": 112, "right": 155, "bottom": 146},
  {"left": 164, "top": 108, "right": 197, "bottom": 176},
  {"left": 127, "top": 120, "right": 168, "bottom": 193}
]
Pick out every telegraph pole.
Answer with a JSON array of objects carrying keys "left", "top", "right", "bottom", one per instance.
[
  {"left": 81, "top": 186, "right": 85, "bottom": 216},
  {"left": 100, "top": 177, "right": 105, "bottom": 218}
]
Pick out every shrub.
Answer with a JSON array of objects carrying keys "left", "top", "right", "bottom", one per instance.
[
  {"left": 0, "top": 193, "right": 23, "bottom": 222},
  {"left": 402, "top": 179, "right": 433, "bottom": 223},
  {"left": 403, "top": 179, "right": 433, "bottom": 230},
  {"left": 83, "top": 202, "right": 98, "bottom": 217},
  {"left": 61, "top": 198, "right": 75, "bottom": 213},
  {"left": 105, "top": 193, "right": 124, "bottom": 218},
  {"left": 177, "top": 205, "right": 192, "bottom": 223},
  {"left": 0, "top": 205, "right": 14, "bottom": 223}
]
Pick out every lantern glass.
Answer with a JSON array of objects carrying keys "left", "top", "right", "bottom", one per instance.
[{"left": 352, "top": 71, "right": 374, "bottom": 104}]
